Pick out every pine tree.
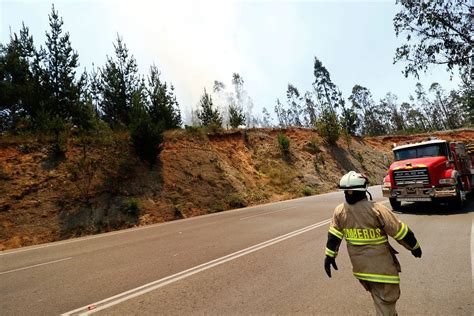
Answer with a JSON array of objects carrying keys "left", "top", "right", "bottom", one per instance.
[
  {"left": 147, "top": 65, "right": 181, "bottom": 130},
  {"left": 87, "top": 65, "right": 102, "bottom": 116},
  {"left": 73, "top": 70, "right": 99, "bottom": 131},
  {"left": 228, "top": 103, "right": 245, "bottom": 128},
  {"left": 197, "top": 89, "right": 222, "bottom": 127},
  {"left": 0, "top": 23, "right": 44, "bottom": 131},
  {"left": 44, "top": 5, "right": 80, "bottom": 123},
  {"left": 100, "top": 35, "right": 139, "bottom": 128},
  {"left": 129, "top": 86, "right": 163, "bottom": 166}
]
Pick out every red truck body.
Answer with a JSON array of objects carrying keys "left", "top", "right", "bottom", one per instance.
[{"left": 382, "top": 139, "right": 473, "bottom": 210}]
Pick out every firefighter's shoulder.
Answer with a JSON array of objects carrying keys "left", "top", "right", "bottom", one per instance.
[
  {"left": 372, "top": 201, "right": 394, "bottom": 213},
  {"left": 333, "top": 202, "right": 345, "bottom": 214}
]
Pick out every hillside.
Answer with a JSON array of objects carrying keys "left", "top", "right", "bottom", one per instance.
[{"left": 1, "top": 128, "right": 473, "bottom": 251}]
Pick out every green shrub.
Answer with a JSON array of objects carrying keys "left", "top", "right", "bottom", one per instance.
[
  {"left": 210, "top": 202, "right": 226, "bottom": 213},
  {"left": 305, "top": 138, "right": 321, "bottom": 154},
  {"left": 302, "top": 186, "right": 315, "bottom": 196},
  {"left": 122, "top": 198, "right": 140, "bottom": 217},
  {"left": 315, "top": 109, "right": 340, "bottom": 145},
  {"left": 184, "top": 125, "right": 206, "bottom": 139},
  {"left": 278, "top": 133, "right": 290, "bottom": 159},
  {"left": 227, "top": 193, "right": 247, "bottom": 208},
  {"left": 205, "top": 122, "right": 222, "bottom": 134}
]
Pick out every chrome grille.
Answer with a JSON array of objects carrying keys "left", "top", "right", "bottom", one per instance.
[{"left": 393, "top": 168, "right": 430, "bottom": 186}]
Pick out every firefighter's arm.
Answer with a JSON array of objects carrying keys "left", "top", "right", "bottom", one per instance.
[
  {"left": 376, "top": 203, "right": 422, "bottom": 258},
  {"left": 396, "top": 226, "right": 422, "bottom": 258},
  {"left": 324, "top": 218, "right": 343, "bottom": 277}
]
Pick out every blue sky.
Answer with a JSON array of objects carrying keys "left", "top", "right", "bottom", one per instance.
[{"left": 1, "top": 0, "right": 461, "bottom": 124}]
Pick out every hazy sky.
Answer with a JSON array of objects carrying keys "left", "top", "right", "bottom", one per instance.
[{"left": 1, "top": 0, "right": 461, "bottom": 124}]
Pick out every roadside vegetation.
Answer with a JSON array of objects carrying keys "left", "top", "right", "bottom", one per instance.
[{"left": 0, "top": 1, "right": 472, "bottom": 250}]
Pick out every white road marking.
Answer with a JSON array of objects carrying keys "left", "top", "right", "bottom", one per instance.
[
  {"left": 0, "top": 257, "right": 72, "bottom": 275},
  {"left": 61, "top": 218, "right": 332, "bottom": 315},
  {"left": 239, "top": 206, "right": 298, "bottom": 220}
]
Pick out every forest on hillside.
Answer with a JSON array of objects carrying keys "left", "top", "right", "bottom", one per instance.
[{"left": 1, "top": 1, "right": 472, "bottom": 163}]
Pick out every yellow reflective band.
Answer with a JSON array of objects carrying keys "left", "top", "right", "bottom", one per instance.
[
  {"left": 346, "top": 236, "right": 388, "bottom": 245},
  {"left": 329, "top": 226, "right": 343, "bottom": 239},
  {"left": 417, "top": 164, "right": 427, "bottom": 168},
  {"left": 353, "top": 272, "right": 400, "bottom": 284},
  {"left": 412, "top": 241, "right": 420, "bottom": 250},
  {"left": 325, "top": 247, "right": 337, "bottom": 258},
  {"left": 394, "top": 223, "right": 408, "bottom": 240}
]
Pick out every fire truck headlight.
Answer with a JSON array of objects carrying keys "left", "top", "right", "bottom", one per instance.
[
  {"left": 383, "top": 181, "right": 391, "bottom": 188},
  {"left": 439, "top": 178, "right": 456, "bottom": 185}
]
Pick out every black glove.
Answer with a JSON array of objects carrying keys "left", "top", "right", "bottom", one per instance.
[
  {"left": 324, "top": 256, "right": 338, "bottom": 278},
  {"left": 411, "top": 247, "right": 422, "bottom": 258}
]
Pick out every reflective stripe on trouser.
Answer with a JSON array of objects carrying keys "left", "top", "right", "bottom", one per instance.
[
  {"left": 353, "top": 272, "right": 400, "bottom": 284},
  {"left": 359, "top": 280, "right": 400, "bottom": 316}
]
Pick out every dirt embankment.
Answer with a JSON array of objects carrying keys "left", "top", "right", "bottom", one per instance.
[{"left": 1, "top": 128, "right": 473, "bottom": 250}]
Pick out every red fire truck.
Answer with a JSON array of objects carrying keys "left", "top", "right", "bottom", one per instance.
[{"left": 382, "top": 138, "right": 474, "bottom": 210}]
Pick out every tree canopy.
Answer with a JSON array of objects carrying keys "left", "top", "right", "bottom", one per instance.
[{"left": 393, "top": 0, "right": 473, "bottom": 77}]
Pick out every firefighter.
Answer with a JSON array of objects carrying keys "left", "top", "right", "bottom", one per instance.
[{"left": 324, "top": 171, "right": 422, "bottom": 316}]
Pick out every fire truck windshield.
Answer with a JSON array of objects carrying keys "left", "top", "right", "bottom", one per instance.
[{"left": 394, "top": 144, "right": 448, "bottom": 161}]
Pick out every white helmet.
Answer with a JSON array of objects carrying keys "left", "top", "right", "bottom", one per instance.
[{"left": 339, "top": 171, "right": 368, "bottom": 191}]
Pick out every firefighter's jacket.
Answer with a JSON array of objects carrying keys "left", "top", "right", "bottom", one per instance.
[{"left": 325, "top": 199, "right": 419, "bottom": 284}]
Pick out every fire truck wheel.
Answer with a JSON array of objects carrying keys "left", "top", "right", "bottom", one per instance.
[
  {"left": 389, "top": 198, "right": 401, "bottom": 211},
  {"left": 449, "top": 181, "right": 464, "bottom": 210}
]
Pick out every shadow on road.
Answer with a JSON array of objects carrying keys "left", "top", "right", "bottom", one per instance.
[{"left": 393, "top": 197, "right": 474, "bottom": 216}]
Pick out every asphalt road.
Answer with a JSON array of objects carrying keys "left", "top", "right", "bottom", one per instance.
[{"left": 1, "top": 186, "right": 473, "bottom": 315}]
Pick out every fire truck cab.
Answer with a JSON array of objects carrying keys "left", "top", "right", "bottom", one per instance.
[{"left": 382, "top": 138, "right": 473, "bottom": 210}]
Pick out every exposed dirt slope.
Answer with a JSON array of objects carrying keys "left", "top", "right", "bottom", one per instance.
[{"left": 1, "top": 128, "right": 472, "bottom": 250}]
